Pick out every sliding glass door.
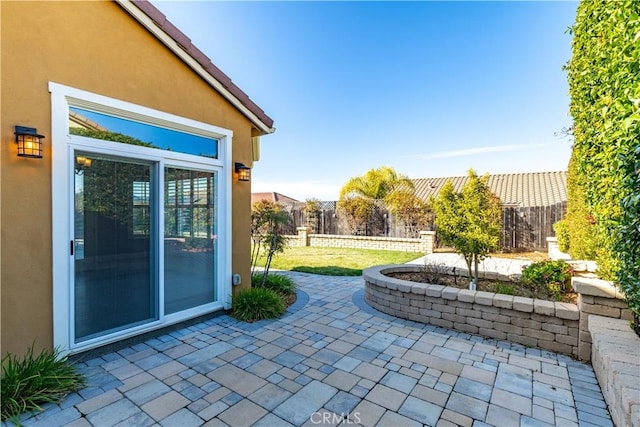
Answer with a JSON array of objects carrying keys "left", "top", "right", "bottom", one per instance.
[
  {"left": 74, "top": 154, "right": 156, "bottom": 342},
  {"left": 51, "top": 82, "right": 232, "bottom": 353},
  {"left": 72, "top": 153, "right": 220, "bottom": 344},
  {"left": 164, "top": 168, "right": 217, "bottom": 314}
]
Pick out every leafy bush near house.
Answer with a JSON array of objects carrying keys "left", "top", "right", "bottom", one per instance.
[
  {"left": 565, "top": 0, "right": 640, "bottom": 319},
  {"left": 521, "top": 260, "right": 573, "bottom": 301},
  {"left": 251, "top": 200, "right": 290, "bottom": 284},
  {"left": 232, "top": 288, "right": 285, "bottom": 322},
  {"left": 1, "top": 345, "right": 85, "bottom": 421},
  {"left": 252, "top": 274, "right": 296, "bottom": 296}
]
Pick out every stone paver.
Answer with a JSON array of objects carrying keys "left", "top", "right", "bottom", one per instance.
[{"left": 15, "top": 271, "right": 613, "bottom": 427}]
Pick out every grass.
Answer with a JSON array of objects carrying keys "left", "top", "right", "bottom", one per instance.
[
  {"left": 253, "top": 246, "right": 420, "bottom": 276},
  {"left": 1, "top": 345, "right": 85, "bottom": 421}
]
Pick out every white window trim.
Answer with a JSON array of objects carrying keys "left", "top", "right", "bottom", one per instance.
[{"left": 50, "top": 82, "right": 233, "bottom": 355}]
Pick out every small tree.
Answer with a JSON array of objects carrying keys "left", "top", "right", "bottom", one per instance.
[
  {"left": 337, "top": 197, "right": 375, "bottom": 235},
  {"left": 432, "top": 169, "right": 502, "bottom": 289},
  {"left": 386, "top": 190, "right": 433, "bottom": 238},
  {"left": 338, "top": 166, "right": 416, "bottom": 236},
  {"left": 250, "top": 200, "right": 289, "bottom": 285},
  {"left": 303, "top": 198, "right": 322, "bottom": 233}
]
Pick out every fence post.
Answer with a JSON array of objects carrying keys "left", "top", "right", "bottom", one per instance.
[
  {"left": 419, "top": 231, "right": 435, "bottom": 254},
  {"left": 546, "top": 237, "right": 571, "bottom": 260},
  {"left": 297, "top": 226, "right": 311, "bottom": 247}
]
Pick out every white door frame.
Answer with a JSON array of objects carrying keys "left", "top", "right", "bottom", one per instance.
[{"left": 50, "top": 82, "right": 233, "bottom": 354}]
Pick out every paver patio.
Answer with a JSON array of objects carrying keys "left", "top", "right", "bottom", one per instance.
[{"left": 10, "top": 272, "right": 614, "bottom": 427}]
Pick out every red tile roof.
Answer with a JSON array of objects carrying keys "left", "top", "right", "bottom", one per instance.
[
  {"left": 413, "top": 171, "right": 567, "bottom": 207},
  {"left": 252, "top": 192, "right": 299, "bottom": 205},
  {"left": 122, "top": 0, "right": 274, "bottom": 133}
]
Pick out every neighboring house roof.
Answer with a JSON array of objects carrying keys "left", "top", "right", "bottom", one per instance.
[
  {"left": 118, "top": 0, "right": 274, "bottom": 135},
  {"left": 413, "top": 171, "right": 567, "bottom": 207},
  {"left": 252, "top": 192, "right": 300, "bottom": 205},
  {"left": 69, "top": 111, "right": 109, "bottom": 131}
]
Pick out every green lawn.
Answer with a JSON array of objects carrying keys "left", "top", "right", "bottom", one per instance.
[{"left": 253, "top": 246, "right": 421, "bottom": 276}]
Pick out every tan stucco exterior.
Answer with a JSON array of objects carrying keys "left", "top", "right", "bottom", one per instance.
[{"left": 1, "top": 1, "right": 265, "bottom": 356}]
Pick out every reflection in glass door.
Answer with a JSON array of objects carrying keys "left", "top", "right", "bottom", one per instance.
[
  {"left": 164, "top": 168, "right": 217, "bottom": 314},
  {"left": 74, "top": 154, "right": 156, "bottom": 342}
]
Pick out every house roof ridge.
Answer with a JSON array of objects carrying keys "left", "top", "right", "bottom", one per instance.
[{"left": 122, "top": 0, "right": 274, "bottom": 133}]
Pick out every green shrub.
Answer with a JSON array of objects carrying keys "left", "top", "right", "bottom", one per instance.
[
  {"left": 566, "top": 0, "right": 639, "bottom": 319},
  {"left": 232, "top": 288, "right": 285, "bottom": 322},
  {"left": 1, "top": 345, "right": 85, "bottom": 421},
  {"left": 494, "top": 283, "right": 515, "bottom": 296},
  {"left": 252, "top": 274, "right": 296, "bottom": 296},
  {"left": 553, "top": 219, "right": 570, "bottom": 254},
  {"left": 521, "top": 260, "right": 573, "bottom": 300}
]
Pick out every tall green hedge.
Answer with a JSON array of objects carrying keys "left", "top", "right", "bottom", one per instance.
[{"left": 565, "top": 0, "right": 640, "bottom": 317}]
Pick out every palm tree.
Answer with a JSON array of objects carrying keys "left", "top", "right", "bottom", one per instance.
[
  {"left": 339, "top": 166, "right": 413, "bottom": 201},
  {"left": 338, "top": 166, "right": 416, "bottom": 235}
]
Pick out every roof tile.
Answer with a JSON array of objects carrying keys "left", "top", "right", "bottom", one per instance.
[
  {"left": 123, "top": 0, "right": 274, "bottom": 131},
  {"left": 131, "top": 0, "right": 165, "bottom": 25},
  {"left": 413, "top": 171, "right": 567, "bottom": 207}
]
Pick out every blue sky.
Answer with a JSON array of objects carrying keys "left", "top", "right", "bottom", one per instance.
[{"left": 152, "top": 1, "right": 578, "bottom": 201}]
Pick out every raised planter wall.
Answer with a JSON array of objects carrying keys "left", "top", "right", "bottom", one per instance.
[
  {"left": 572, "top": 277, "right": 634, "bottom": 361},
  {"left": 287, "top": 227, "right": 435, "bottom": 254},
  {"left": 589, "top": 316, "right": 640, "bottom": 427},
  {"left": 364, "top": 263, "right": 639, "bottom": 426},
  {"left": 363, "top": 265, "right": 580, "bottom": 357}
]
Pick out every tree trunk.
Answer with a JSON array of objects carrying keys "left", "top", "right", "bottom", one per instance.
[
  {"left": 463, "top": 254, "right": 473, "bottom": 288},
  {"left": 472, "top": 254, "right": 479, "bottom": 291},
  {"left": 251, "top": 240, "right": 261, "bottom": 277}
]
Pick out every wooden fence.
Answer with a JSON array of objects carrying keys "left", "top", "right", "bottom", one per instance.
[
  {"left": 279, "top": 200, "right": 567, "bottom": 252},
  {"left": 501, "top": 201, "right": 567, "bottom": 251}
]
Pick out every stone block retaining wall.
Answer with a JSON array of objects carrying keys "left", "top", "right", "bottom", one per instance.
[
  {"left": 589, "top": 316, "right": 640, "bottom": 427},
  {"left": 572, "top": 277, "right": 634, "bottom": 362},
  {"left": 363, "top": 265, "right": 580, "bottom": 357},
  {"left": 287, "top": 227, "right": 435, "bottom": 254},
  {"left": 364, "top": 264, "right": 638, "bottom": 426}
]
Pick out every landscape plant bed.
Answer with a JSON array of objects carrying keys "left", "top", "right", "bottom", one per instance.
[
  {"left": 364, "top": 264, "right": 581, "bottom": 357},
  {"left": 385, "top": 271, "right": 577, "bottom": 304}
]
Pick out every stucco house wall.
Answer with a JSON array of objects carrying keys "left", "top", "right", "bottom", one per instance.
[{"left": 1, "top": 1, "right": 273, "bottom": 356}]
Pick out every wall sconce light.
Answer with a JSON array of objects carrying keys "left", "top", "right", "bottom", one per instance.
[
  {"left": 15, "top": 126, "right": 44, "bottom": 158},
  {"left": 75, "top": 156, "right": 93, "bottom": 175},
  {"left": 235, "top": 162, "right": 251, "bottom": 182}
]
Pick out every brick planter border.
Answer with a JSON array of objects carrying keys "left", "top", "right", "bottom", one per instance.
[
  {"left": 588, "top": 315, "right": 640, "bottom": 427},
  {"left": 363, "top": 264, "right": 580, "bottom": 357}
]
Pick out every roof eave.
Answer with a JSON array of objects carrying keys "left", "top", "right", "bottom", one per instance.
[{"left": 116, "top": 0, "right": 275, "bottom": 135}]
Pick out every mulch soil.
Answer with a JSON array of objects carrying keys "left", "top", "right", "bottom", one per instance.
[{"left": 387, "top": 271, "right": 578, "bottom": 304}]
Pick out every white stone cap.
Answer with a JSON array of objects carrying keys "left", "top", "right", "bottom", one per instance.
[{"left": 572, "top": 276, "right": 625, "bottom": 299}]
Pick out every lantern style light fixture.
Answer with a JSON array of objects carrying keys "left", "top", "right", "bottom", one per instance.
[
  {"left": 235, "top": 162, "right": 251, "bottom": 182},
  {"left": 15, "top": 126, "right": 44, "bottom": 158},
  {"left": 75, "top": 156, "right": 93, "bottom": 175}
]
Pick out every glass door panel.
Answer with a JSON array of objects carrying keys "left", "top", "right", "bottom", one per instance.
[
  {"left": 164, "top": 168, "right": 217, "bottom": 314},
  {"left": 74, "top": 153, "right": 156, "bottom": 342}
]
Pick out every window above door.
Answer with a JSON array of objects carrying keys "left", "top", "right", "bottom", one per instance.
[{"left": 69, "top": 107, "right": 219, "bottom": 159}]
